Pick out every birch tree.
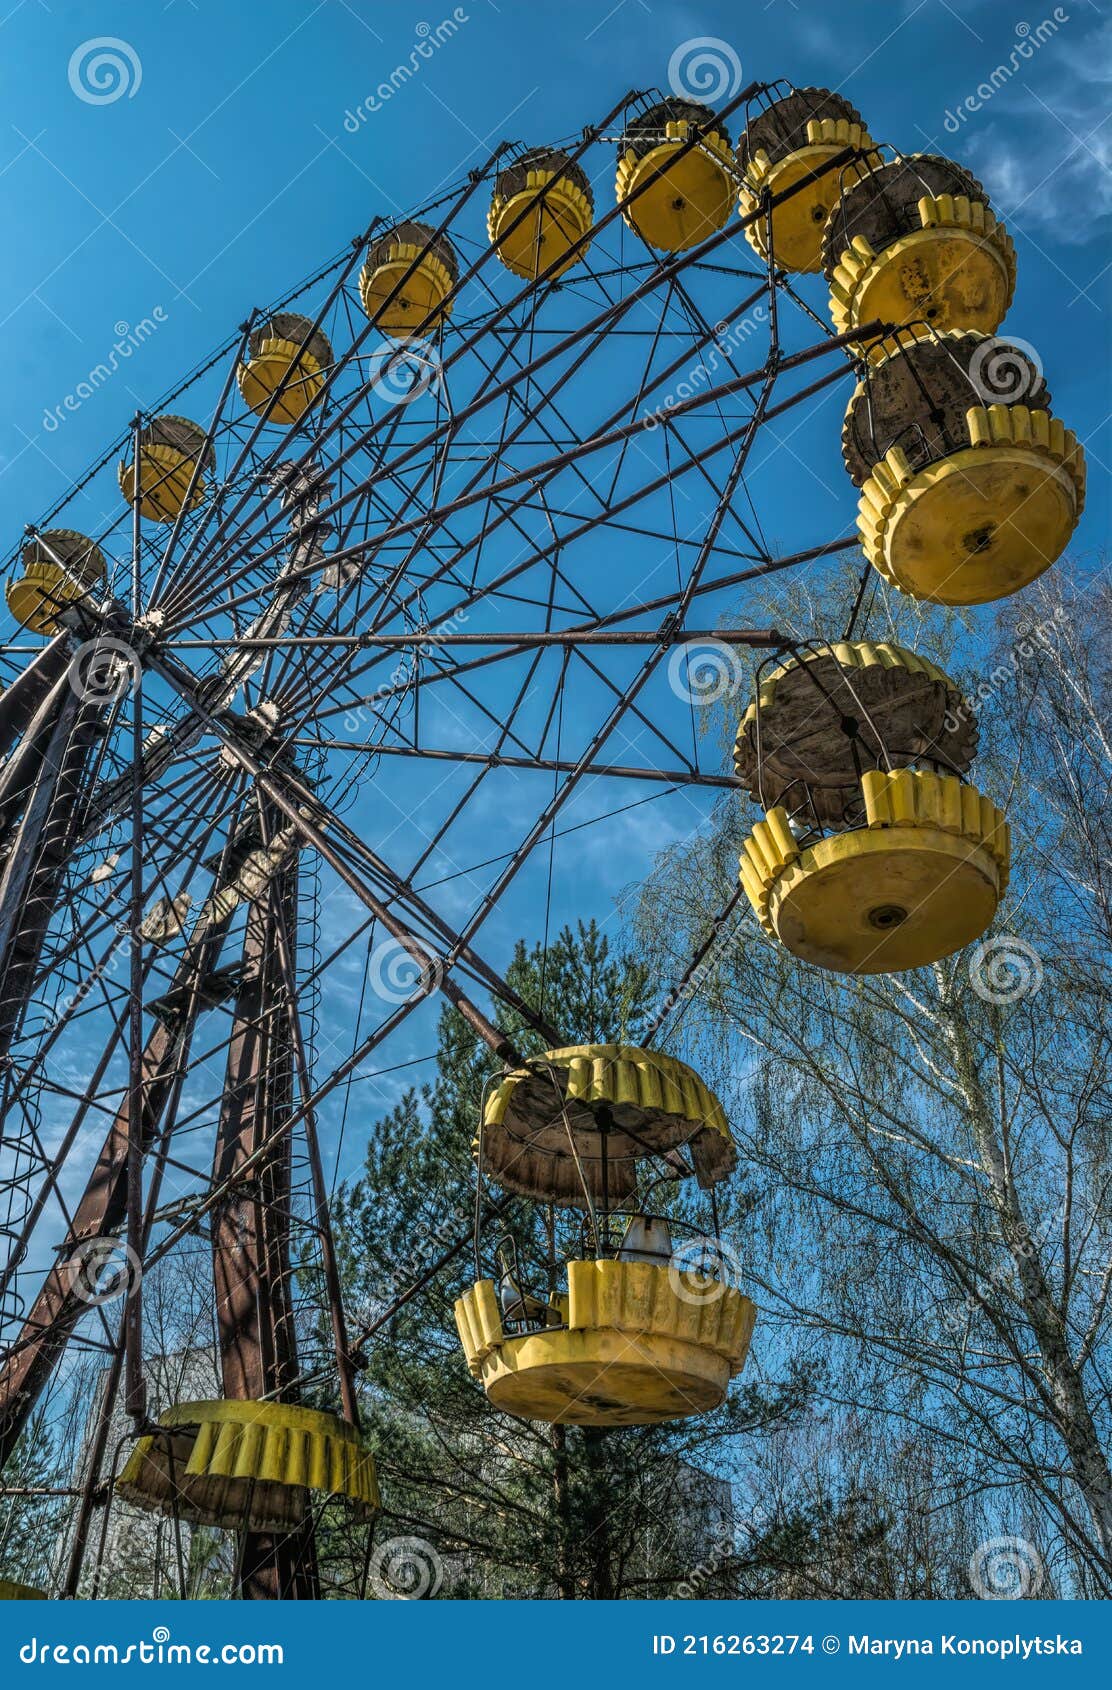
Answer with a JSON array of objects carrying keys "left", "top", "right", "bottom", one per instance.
[{"left": 636, "top": 564, "right": 1112, "bottom": 1596}]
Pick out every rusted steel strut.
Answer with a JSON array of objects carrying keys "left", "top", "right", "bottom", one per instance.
[
  {"left": 0, "top": 892, "right": 238, "bottom": 1467},
  {"left": 209, "top": 807, "right": 317, "bottom": 1598}
]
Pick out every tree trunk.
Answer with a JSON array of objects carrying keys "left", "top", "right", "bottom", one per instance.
[
  {"left": 582, "top": 1429, "right": 615, "bottom": 1599},
  {"left": 550, "top": 1424, "right": 574, "bottom": 1599},
  {"left": 942, "top": 995, "right": 1112, "bottom": 1566}
]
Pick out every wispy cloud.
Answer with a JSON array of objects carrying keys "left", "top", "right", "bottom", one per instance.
[{"left": 963, "top": 16, "right": 1112, "bottom": 248}]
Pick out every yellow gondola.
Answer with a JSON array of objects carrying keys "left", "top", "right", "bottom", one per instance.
[
  {"left": 478, "top": 1043, "right": 735, "bottom": 1207},
  {"left": 456, "top": 1043, "right": 754, "bottom": 1426},
  {"left": 738, "top": 87, "right": 874, "bottom": 273},
  {"left": 844, "top": 329, "right": 1084, "bottom": 604},
  {"left": 5, "top": 530, "right": 106, "bottom": 634},
  {"left": 733, "top": 640, "right": 977, "bottom": 825},
  {"left": 359, "top": 220, "right": 458, "bottom": 337},
  {"left": 118, "top": 415, "right": 213, "bottom": 523},
  {"left": 823, "top": 153, "right": 1016, "bottom": 341},
  {"left": 0, "top": 1580, "right": 47, "bottom": 1599},
  {"left": 117, "top": 1399, "right": 380, "bottom": 1533},
  {"left": 740, "top": 768, "right": 1009, "bottom": 974},
  {"left": 457, "top": 1257, "right": 754, "bottom": 1426},
  {"left": 735, "top": 641, "right": 1008, "bottom": 973},
  {"left": 615, "top": 98, "right": 734, "bottom": 252},
  {"left": 236, "top": 313, "right": 333, "bottom": 424},
  {"left": 488, "top": 147, "right": 593, "bottom": 280}
]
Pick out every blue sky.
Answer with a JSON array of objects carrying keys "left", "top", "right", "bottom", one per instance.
[
  {"left": 0, "top": 0, "right": 1108, "bottom": 514},
  {"left": 1, "top": 0, "right": 1109, "bottom": 1209}
]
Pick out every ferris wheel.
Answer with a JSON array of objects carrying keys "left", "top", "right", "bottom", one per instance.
[{"left": 0, "top": 77, "right": 1083, "bottom": 1601}]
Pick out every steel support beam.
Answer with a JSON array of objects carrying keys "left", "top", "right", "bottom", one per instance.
[
  {"left": 0, "top": 691, "right": 102, "bottom": 1069},
  {"left": 209, "top": 816, "right": 317, "bottom": 1599},
  {"left": 0, "top": 900, "right": 236, "bottom": 1467}
]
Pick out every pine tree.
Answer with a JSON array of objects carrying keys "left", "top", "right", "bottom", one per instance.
[
  {"left": 0, "top": 1413, "right": 64, "bottom": 1590},
  {"left": 331, "top": 919, "right": 859, "bottom": 1598}
]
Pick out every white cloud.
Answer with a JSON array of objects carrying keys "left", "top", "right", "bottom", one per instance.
[{"left": 962, "top": 16, "right": 1112, "bottom": 248}]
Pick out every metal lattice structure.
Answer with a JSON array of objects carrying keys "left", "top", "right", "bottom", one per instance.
[{"left": 0, "top": 78, "right": 1079, "bottom": 1599}]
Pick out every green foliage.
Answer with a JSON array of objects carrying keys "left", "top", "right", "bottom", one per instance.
[
  {"left": 331, "top": 920, "right": 849, "bottom": 1598},
  {"left": 0, "top": 1414, "right": 64, "bottom": 1590},
  {"left": 634, "top": 564, "right": 1112, "bottom": 1595}
]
